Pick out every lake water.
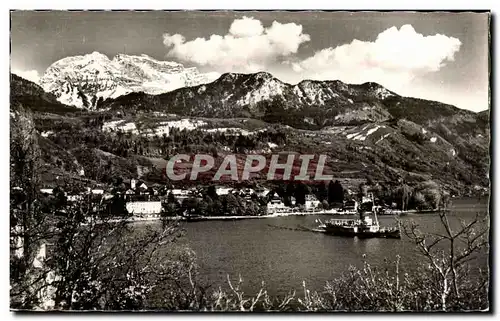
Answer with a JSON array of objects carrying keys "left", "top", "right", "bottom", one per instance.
[{"left": 142, "top": 197, "right": 490, "bottom": 296}]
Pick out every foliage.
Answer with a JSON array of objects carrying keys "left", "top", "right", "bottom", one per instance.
[{"left": 328, "top": 180, "right": 344, "bottom": 204}]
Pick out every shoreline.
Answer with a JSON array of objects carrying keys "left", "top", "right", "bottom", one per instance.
[{"left": 96, "top": 208, "right": 444, "bottom": 225}]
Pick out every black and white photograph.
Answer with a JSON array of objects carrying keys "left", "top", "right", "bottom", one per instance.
[{"left": 9, "top": 9, "right": 490, "bottom": 312}]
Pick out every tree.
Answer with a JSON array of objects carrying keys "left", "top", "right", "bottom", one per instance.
[
  {"left": 357, "top": 183, "right": 368, "bottom": 199},
  {"left": 107, "top": 195, "right": 128, "bottom": 217},
  {"left": 403, "top": 212, "right": 488, "bottom": 311},
  {"left": 162, "top": 202, "right": 179, "bottom": 218},
  {"left": 421, "top": 188, "right": 442, "bottom": 210},
  {"left": 319, "top": 200, "right": 329, "bottom": 210},
  {"left": 411, "top": 191, "right": 426, "bottom": 210},
  {"left": 317, "top": 183, "right": 328, "bottom": 202},
  {"left": 294, "top": 183, "right": 307, "bottom": 206},
  {"left": 182, "top": 197, "right": 200, "bottom": 216},
  {"left": 328, "top": 180, "right": 344, "bottom": 205},
  {"left": 10, "top": 106, "right": 47, "bottom": 309},
  {"left": 284, "top": 184, "right": 295, "bottom": 207},
  {"left": 12, "top": 185, "right": 200, "bottom": 311},
  {"left": 223, "top": 194, "right": 241, "bottom": 216},
  {"left": 52, "top": 186, "right": 68, "bottom": 209},
  {"left": 398, "top": 183, "right": 412, "bottom": 211},
  {"left": 207, "top": 185, "right": 218, "bottom": 200}
]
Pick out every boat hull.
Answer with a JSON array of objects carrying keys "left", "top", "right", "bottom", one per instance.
[
  {"left": 323, "top": 225, "right": 401, "bottom": 239},
  {"left": 355, "top": 230, "right": 401, "bottom": 239}
]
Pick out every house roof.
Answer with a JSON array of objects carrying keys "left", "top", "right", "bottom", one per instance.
[{"left": 216, "top": 187, "right": 232, "bottom": 195}]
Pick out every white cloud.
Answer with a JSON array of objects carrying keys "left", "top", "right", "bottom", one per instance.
[
  {"left": 229, "top": 16, "right": 264, "bottom": 37},
  {"left": 162, "top": 22, "right": 465, "bottom": 105},
  {"left": 13, "top": 69, "right": 40, "bottom": 84},
  {"left": 163, "top": 16, "right": 310, "bottom": 73},
  {"left": 292, "top": 24, "right": 461, "bottom": 91}
]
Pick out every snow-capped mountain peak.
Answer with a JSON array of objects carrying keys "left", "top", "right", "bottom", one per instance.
[{"left": 39, "top": 52, "right": 219, "bottom": 109}]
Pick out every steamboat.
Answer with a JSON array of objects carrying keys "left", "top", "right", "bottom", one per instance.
[{"left": 316, "top": 195, "right": 401, "bottom": 239}]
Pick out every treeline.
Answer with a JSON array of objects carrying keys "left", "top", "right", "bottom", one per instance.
[
  {"left": 42, "top": 119, "right": 288, "bottom": 159},
  {"left": 164, "top": 191, "right": 267, "bottom": 217},
  {"left": 359, "top": 180, "right": 451, "bottom": 211}
]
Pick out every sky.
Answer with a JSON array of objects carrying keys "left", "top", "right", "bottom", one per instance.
[{"left": 10, "top": 11, "right": 489, "bottom": 112}]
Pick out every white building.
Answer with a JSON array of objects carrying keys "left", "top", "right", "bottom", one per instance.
[
  {"left": 67, "top": 195, "right": 83, "bottom": 202},
  {"left": 361, "top": 195, "right": 373, "bottom": 204},
  {"left": 305, "top": 195, "right": 320, "bottom": 210},
  {"left": 216, "top": 187, "right": 233, "bottom": 196},
  {"left": 126, "top": 201, "right": 162, "bottom": 216},
  {"left": 267, "top": 197, "right": 290, "bottom": 214},
  {"left": 170, "top": 189, "right": 190, "bottom": 199},
  {"left": 257, "top": 188, "right": 271, "bottom": 198}
]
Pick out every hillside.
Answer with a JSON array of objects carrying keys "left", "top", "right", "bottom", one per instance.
[
  {"left": 9, "top": 72, "right": 490, "bottom": 196},
  {"left": 100, "top": 72, "right": 488, "bottom": 134},
  {"left": 10, "top": 74, "right": 80, "bottom": 114}
]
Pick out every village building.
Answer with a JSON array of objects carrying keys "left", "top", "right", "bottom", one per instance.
[
  {"left": 40, "top": 188, "right": 54, "bottom": 195},
  {"left": 169, "top": 189, "right": 190, "bottom": 200},
  {"left": 216, "top": 187, "right": 233, "bottom": 196},
  {"left": 126, "top": 201, "right": 162, "bottom": 217},
  {"left": 305, "top": 195, "right": 321, "bottom": 210},
  {"left": 343, "top": 200, "right": 358, "bottom": 212},
  {"left": 361, "top": 194, "right": 374, "bottom": 204},
  {"left": 267, "top": 196, "right": 291, "bottom": 214},
  {"left": 138, "top": 182, "right": 148, "bottom": 192},
  {"left": 257, "top": 188, "right": 271, "bottom": 198},
  {"left": 67, "top": 195, "right": 83, "bottom": 202}
]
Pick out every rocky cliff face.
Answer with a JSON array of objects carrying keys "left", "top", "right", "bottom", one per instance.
[{"left": 39, "top": 52, "right": 219, "bottom": 109}]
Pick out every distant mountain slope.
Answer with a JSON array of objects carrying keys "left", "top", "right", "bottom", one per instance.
[
  {"left": 39, "top": 52, "right": 220, "bottom": 109},
  {"left": 101, "top": 72, "right": 397, "bottom": 127},
  {"left": 100, "top": 71, "right": 490, "bottom": 185},
  {"left": 11, "top": 73, "right": 79, "bottom": 114},
  {"left": 11, "top": 71, "right": 490, "bottom": 194},
  {"left": 101, "top": 71, "right": 488, "bottom": 133}
]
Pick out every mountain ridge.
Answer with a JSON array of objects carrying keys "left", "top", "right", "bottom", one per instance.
[
  {"left": 100, "top": 71, "right": 482, "bottom": 130},
  {"left": 10, "top": 71, "right": 490, "bottom": 196},
  {"left": 38, "top": 51, "right": 220, "bottom": 109}
]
